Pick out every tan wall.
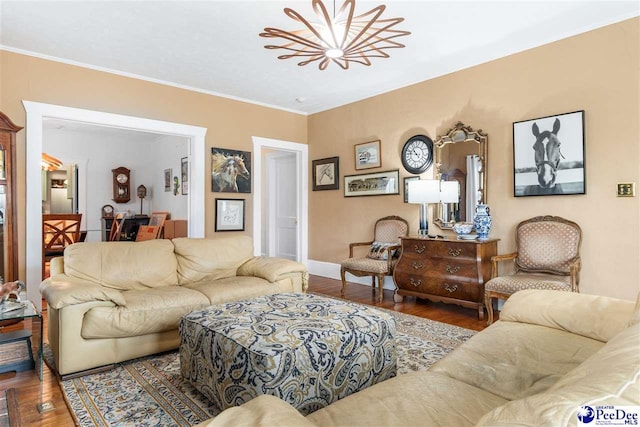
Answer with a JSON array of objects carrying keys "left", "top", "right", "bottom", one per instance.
[
  {"left": 0, "top": 50, "right": 307, "bottom": 277},
  {"left": 308, "top": 18, "right": 640, "bottom": 300}
]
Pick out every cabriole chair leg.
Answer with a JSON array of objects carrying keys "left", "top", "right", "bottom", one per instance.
[
  {"left": 340, "top": 268, "right": 347, "bottom": 298},
  {"left": 378, "top": 275, "right": 385, "bottom": 303},
  {"left": 485, "top": 293, "right": 494, "bottom": 325}
]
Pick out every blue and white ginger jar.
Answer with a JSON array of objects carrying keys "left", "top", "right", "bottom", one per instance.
[{"left": 473, "top": 204, "right": 492, "bottom": 240}]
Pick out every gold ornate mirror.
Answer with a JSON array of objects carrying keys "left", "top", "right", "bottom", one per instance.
[{"left": 433, "top": 122, "right": 488, "bottom": 230}]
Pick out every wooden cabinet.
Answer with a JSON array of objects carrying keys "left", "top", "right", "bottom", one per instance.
[
  {"left": 162, "top": 220, "right": 188, "bottom": 239},
  {"left": 102, "top": 216, "right": 149, "bottom": 241},
  {"left": 393, "top": 237, "right": 498, "bottom": 319},
  {"left": 0, "top": 112, "right": 21, "bottom": 282}
]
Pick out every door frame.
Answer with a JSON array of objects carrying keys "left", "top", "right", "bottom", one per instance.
[
  {"left": 252, "top": 137, "right": 308, "bottom": 266},
  {"left": 23, "top": 101, "right": 207, "bottom": 308}
]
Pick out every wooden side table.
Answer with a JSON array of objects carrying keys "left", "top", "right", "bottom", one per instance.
[
  {"left": 0, "top": 300, "right": 43, "bottom": 380},
  {"left": 393, "top": 236, "right": 499, "bottom": 320}
]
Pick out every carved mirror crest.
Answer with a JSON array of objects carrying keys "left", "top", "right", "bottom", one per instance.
[{"left": 434, "top": 122, "right": 488, "bottom": 230}]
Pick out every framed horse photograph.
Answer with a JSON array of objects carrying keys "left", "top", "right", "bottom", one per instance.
[
  {"left": 312, "top": 156, "right": 339, "bottom": 191},
  {"left": 211, "top": 148, "right": 251, "bottom": 193},
  {"left": 513, "top": 110, "right": 585, "bottom": 197}
]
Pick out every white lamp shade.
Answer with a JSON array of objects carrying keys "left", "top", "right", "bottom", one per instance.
[
  {"left": 440, "top": 181, "right": 460, "bottom": 203},
  {"left": 408, "top": 180, "right": 440, "bottom": 204}
]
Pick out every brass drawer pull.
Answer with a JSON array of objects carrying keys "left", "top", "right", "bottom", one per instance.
[
  {"left": 445, "top": 264, "right": 460, "bottom": 274},
  {"left": 444, "top": 283, "right": 458, "bottom": 293},
  {"left": 410, "top": 277, "right": 422, "bottom": 287},
  {"left": 448, "top": 248, "right": 462, "bottom": 257},
  {"left": 411, "top": 261, "right": 425, "bottom": 270},
  {"left": 414, "top": 244, "right": 426, "bottom": 254}
]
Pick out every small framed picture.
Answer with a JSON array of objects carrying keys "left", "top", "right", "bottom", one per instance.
[
  {"left": 312, "top": 156, "right": 339, "bottom": 191},
  {"left": 164, "top": 169, "right": 172, "bottom": 192},
  {"left": 513, "top": 110, "right": 585, "bottom": 197},
  {"left": 181, "top": 157, "right": 189, "bottom": 195},
  {"left": 354, "top": 140, "right": 381, "bottom": 170},
  {"left": 215, "top": 198, "right": 245, "bottom": 232},
  {"left": 403, "top": 176, "right": 420, "bottom": 203},
  {"left": 149, "top": 211, "right": 168, "bottom": 227}
]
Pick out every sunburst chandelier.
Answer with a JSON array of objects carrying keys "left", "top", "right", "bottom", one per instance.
[
  {"left": 41, "top": 153, "right": 63, "bottom": 171},
  {"left": 260, "top": 0, "right": 410, "bottom": 70}
]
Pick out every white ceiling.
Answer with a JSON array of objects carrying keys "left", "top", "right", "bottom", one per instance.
[
  {"left": 43, "top": 117, "right": 169, "bottom": 142},
  {"left": 1, "top": 1, "right": 638, "bottom": 115}
]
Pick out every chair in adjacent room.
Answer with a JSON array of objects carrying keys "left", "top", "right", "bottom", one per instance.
[
  {"left": 340, "top": 216, "right": 409, "bottom": 303},
  {"left": 108, "top": 213, "right": 126, "bottom": 241},
  {"left": 484, "top": 215, "right": 582, "bottom": 325},
  {"left": 42, "top": 213, "right": 82, "bottom": 277}
]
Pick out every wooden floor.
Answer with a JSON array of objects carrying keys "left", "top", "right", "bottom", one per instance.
[{"left": 1, "top": 275, "right": 493, "bottom": 426}]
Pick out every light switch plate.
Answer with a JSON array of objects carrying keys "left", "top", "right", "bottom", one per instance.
[{"left": 617, "top": 183, "right": 635, "bottom": 197}]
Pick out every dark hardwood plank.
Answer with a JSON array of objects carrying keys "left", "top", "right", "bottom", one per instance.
[
  {"left": 6, "top": 388, "right": 21, "bottom": 427},
  {"left": 310, "top": 275, "right": 491, "bottom": 332},
  {"left": 1, "top": 274, "right": 493, "bottom": 426}
]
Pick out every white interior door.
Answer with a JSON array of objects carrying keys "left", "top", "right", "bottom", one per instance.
[{"left": 267, "top": 152, "right": 297, "bottom": 260}]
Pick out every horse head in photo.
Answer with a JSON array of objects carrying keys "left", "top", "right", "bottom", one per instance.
[
  {"left": 532, "top": 118, "right": 564, "bottom": 188},
  {"left": 212, "top": 152, "right": 250, "bottom": 192}
]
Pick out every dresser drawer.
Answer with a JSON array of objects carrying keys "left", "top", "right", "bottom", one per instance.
[
  {"left": 394, "top": 271, "right": 429, "bottom": 290},
  {"left": 402, "top": 239, "right": 477, "bottom": 260},
  {"left": 421, "top": 278, "right": 482, "bottom": 302},
  {"left": 397, "top": 257, "right": 478, "bottom": 281},
  {"left": 394, "top": 269, "right": 481, "bottom": 299}
]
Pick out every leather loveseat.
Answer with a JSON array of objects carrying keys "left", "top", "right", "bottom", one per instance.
[
  {"left": 40, "top": 236, "right": 308, "bottom": 378},
  {"left": 202, "top": 289, "right": 640, "bottom": 426}
]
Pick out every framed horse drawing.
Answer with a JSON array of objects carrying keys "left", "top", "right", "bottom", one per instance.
[
  {"left": 513, "top": 110, "right": 585, "bottom": 197},
  {"left": 312, "top": 156, "right": 339, "bottom": 191},
  {"left": 211, "top": 148, "right": 251, "bottom": 193}
]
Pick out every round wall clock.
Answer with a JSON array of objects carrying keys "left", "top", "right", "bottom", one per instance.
[{"left": 401, "top": 135, "right": 434, "bottom": 174}]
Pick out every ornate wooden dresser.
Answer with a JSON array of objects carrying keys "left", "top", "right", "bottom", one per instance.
[{"left": 393, "top": 237, "right": 499, "bottom": 319}]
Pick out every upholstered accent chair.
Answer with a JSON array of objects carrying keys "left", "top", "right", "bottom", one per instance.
[
  {"left": 485, "top": 215, "right": 582, "bottom": 324},
  {"left": 340, "top": 216, "right": 409, "bottom": 303}
]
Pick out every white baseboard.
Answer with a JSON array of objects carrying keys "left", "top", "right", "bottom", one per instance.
[{"left": 307, "top": 260, "right": 396, "bottom": 290}]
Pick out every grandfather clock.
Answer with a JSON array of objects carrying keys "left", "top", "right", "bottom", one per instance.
[{"left": 0, "top": 111, "right": 21, "bottom": 282}]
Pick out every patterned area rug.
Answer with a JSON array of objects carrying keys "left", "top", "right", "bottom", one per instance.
[{"left": 54, "top": 304, "right": 475, "bottom": 427}]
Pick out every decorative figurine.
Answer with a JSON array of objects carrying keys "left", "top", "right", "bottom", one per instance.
[
  {"left": 0, "top": 280, "right": 25, "bottom": 304},
  {"left": 173, "top": 176, "right": 179, "bottom": 196}
]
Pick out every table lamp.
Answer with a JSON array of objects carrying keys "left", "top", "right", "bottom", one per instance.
[{"left": 408, "top": 180, "right": 441, "bottom": 236}]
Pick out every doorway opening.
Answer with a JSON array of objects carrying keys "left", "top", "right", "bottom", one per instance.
[
  {"left": 42, "top": 119, "right": 190, "bottom": 243},
  {"left": 24, "top": 101, "right": 207, "bottom": 309},
  {"left": 43, "top": 166, "right": 78, "bottom": 214},
  {"left": 252, "top": 137, "right": 308, "bottom": 266}
]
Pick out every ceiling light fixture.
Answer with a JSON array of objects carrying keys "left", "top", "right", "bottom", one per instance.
[
  {"left": 41, "top": 153, "right": 63, "bottom": 171},
  {"left": 260, "top": 0, "right": 410, "bottom": 70}
]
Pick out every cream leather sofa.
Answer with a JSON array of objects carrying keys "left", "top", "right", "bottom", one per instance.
[
  {"left": 40, "top": 236, "right": 308, "bottom": 378},
  {"left": 203, "top": 290, "right": 640, "bottom": 427}
]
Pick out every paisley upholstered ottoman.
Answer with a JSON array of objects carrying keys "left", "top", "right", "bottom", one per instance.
[{"left": 179, "top": 292, "right": 396, "bottom": 415}]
